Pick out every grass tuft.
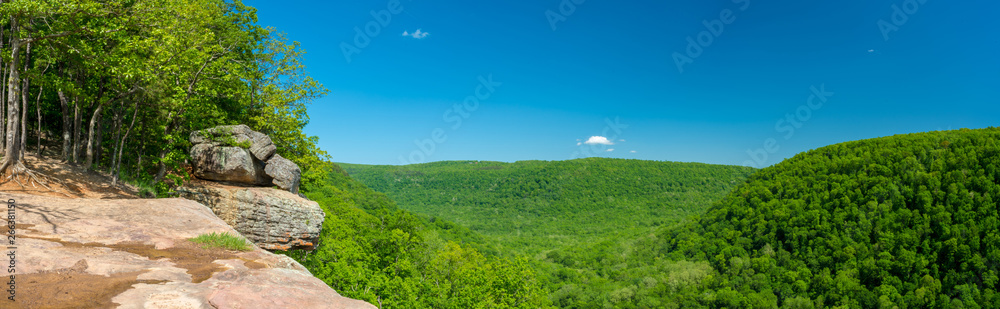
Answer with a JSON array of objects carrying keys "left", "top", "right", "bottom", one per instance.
[{"left": 189, "top": 232, "right": 253, "bottom": 251}]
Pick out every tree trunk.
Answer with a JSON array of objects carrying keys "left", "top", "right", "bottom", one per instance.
[
  {"left": 35, "top": 84, "right": 42, "bottom": 158},
  {"left": 19, "top": 74, "right": 28, "bottom": 159},
  {"left": 20, "top": 76, "right": 27, "bottom": 159},
  {"left": 19, "top": 42, "right": 30, "bottom": 160},
  {"left": 110, "top": 101, "right": 122, "bottom": 175},
  {"left": 1, "top": 38, "right": 23, "bottom": 173},
  {"left": 93, "top": 109, "right": 103, "bottom": 167},
  {"left": 112, "top": 102, "right": 139, "bottom": 186},
  {"left": 72, "top": 101, "right": 81, "bottom": 163},
  {"left": 153, "top": 111, "right": 177, "bottom": 183},
  {"left": 0, "top": 20, "right": 5, "bottom": 155},
  {"left": 58, "top": 89, "right": 71, "bottom": 161},
  {"left": 82, "top": 80, "right": 106, "bottom": 169},
  {"left": 136, "top": 142, "right": 143, "bottom": 179},
  {"left": 84, "top": 104, "right": 103, "bottom": 170},
  {"left": 1, "top": 66, "right": 7, "bottom": 153}
]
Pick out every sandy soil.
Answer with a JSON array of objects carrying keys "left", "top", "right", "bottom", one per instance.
[{"left": 0, "top": 153, "right": 140, "bottom": 199}]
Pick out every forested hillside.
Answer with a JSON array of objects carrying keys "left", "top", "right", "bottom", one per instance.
[
  {"left": 344, "top": 129, "right": 1000, "bottom": 308},
  {"left": 341, "top": 158, "right": 755, "bottom": 307},
  {"left": 0, "top": 0, "right": 327, "bottom": 192},
  {"left": 0, "top": 2, "right": 548, "bottom": 308},
  {"left": 341, "top": 158, "right": 754, "bottom": 256},
  {"left": 652, "top": 127, "right": 1000, "bottom": 308},
  {"left": 613, "top": 128, "right": 1000, "bottom": 308},
  {"left": 284, "top": 163, "right": 548, "bottom": 308}
]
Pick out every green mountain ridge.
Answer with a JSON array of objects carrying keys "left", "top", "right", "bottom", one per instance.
[
  {"left": 339, "top": 158, "right": 755, "bottom": 257},
  {"left": 648, "top": 127, "right": 1000, "bottom": 307},
  {"left": 332, "top": 128, "right": 1000, "bottom": 308}
]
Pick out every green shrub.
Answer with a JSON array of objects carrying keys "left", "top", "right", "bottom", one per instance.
[{"left": 189, "top": 232, "right": 253, "bottom": 251}]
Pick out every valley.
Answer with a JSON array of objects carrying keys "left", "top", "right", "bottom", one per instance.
[{"left": 335, "top": 128, "right": 1000, "bottom": 308}]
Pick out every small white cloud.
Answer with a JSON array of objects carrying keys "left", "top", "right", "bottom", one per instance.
[
  {"left": 619, "top": 139, "right": 625, "bottom": 142},
  {"left": 576, "top": 142, "right": 582, "bottom": 146},
  {"left": 629, "top": 150, "right": 637, "bottom": 153},
  {"left": 867, "top": 49, "right": 876, "bottom": 53},
  {"left": 402, "top": 29, "right": 430, "bottom": 39},
  {"left": 606, "top": 149, "right": 615, "bottom": 152},
  {"left": 583, "top": 136, "right": 614, "bottom": 145}
]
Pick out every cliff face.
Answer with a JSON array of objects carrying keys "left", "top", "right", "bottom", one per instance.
[
  {"left": 178, "top": 181, "right": 325, "bottom": 251},
  {"left": 4, "top": 193, "right": 375, "bottom": 309}
]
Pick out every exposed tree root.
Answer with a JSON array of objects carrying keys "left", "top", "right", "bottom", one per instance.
[{"left": 1, "top": 160, "right": 71, "bottom": 197}]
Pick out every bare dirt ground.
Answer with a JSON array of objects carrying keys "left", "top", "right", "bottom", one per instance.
[{"left": 0, "top": 151, "right": 140, "bottom": 199}]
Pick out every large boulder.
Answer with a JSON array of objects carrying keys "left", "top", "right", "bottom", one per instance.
[
  {"left": 191, "top": 124, "right": 276, "bottom": 161},
  {"left": 190, "top": 144, "right": 271, "bottom": 185},
  {"left": 190, "top": 125, "right": 303, "bottom": 193},
  {"left": 265, "top": 154, "right": 301, "bottom": 194},
  {"left": 9, "top": 192, "right": 374, "bottom": 309},
  {"left": 178, "top": 183, "right": 324, "bottom": 251}
]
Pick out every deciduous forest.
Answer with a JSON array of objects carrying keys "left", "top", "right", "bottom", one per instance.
[
  {"left": 0, "top": 0, "right": 326, "bottom": 191},
  {"left": 345, "top": 128, "right": 1000, "bottom": 308},
  {"left": 5, "top": 1, "right": 998, "bottom": 308}
]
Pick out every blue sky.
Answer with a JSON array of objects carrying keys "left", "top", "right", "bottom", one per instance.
[{"left": 244, "top": 0, "right": 999, "bottom": 167}]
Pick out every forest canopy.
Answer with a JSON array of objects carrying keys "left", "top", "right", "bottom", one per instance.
[
  {"left": 647, "top": 128, "right": 1000, "bottom": 308},
  {"left": 344, "top": 129, "right": 1000, "bottom": 308},
  {"left": 0, "top": 0, "right": 327, "bottom": 192},
  {"left": 341, "top": 158, "right": 754, "bottom": 256}
]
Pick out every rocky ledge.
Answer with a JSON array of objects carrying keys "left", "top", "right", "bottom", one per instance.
[
  {"left": 184, "top": 124, "right": 323, "bottom": 252},
  {"left": 5, "top": 193, "right": 374, "bottom": 309},
  {"left": 178, "top": 181, "right": 324, "bottom": 251}
]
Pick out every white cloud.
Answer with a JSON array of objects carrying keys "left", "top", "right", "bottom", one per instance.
[
  {"left": 583, "top": 136, "right": 614, "bottom": 145},
  {"left": 619, "top": 139, "right": 626, "bottom": 142},
  {"left": 629, "top": 150, "right": 637, "bottom": 153},
  {"left": 402, "top": 29, "right": 430, "bottom": 39},
  {"left": 606, "top": 149, "right": 615, "bottom": 152}
]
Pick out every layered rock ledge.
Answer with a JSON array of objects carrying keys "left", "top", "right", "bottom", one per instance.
[
  {"left": 178, "top": 181, "right": 324, "bottom": 251},
  {"left": 5, "top": 193, "right": 374, "bottom": 309}
]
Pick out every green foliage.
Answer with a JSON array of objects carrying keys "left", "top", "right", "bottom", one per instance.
[
  {"left": 280, "top": 163, "right": 550, "bottom": 308},
  {"left": 0, "top": 0, "right": 328, "bottom": 194},
  {"left": 341, "top": 158, "right": 754, "bottom": 257},
  {"left": 342, "top": 129, "right": 1000, "bottom": 307},
  {"left": 189, "top": 232, "right": 253, "bottom": 251},
  {"left": 654, "top": 127, "right": 1000, "bottom": 308},
  {"left": 117, "top": 172, "right": 157, "bottom": 198},
  {"left": 3, "top": 1, "right": 546, "bottom": 308},
  {"left": 8, "top": 1, "right": 997, "bottom": 307},
  {"left": 342, "top": 158, "right": 754, "bottom": 307}
]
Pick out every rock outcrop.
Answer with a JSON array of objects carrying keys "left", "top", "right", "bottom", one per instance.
[
  {"left": 190, "top": 124, "right": 299, "bottom": 193},
  {"left": 6, "top": 193, "right": 375, "bottom": 309},
  {"left": 190, "top": 144, "right": 270, "bottom": 185},
  {"left": 187, "top": 125, "right": 317, "bottom": 253},
  {"left": 178, "top": 182, "right": 323, "bottom": 251},
  {"left": 263, "top": 154, "right": 301, "bottom": 193},
  {"left": 190, "top": 124, "right": 276, "bottom": 162}
]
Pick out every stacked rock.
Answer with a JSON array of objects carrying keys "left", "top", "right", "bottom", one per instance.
[{"left": 189, "top": 125, "right": 301, "bottom": 193}]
